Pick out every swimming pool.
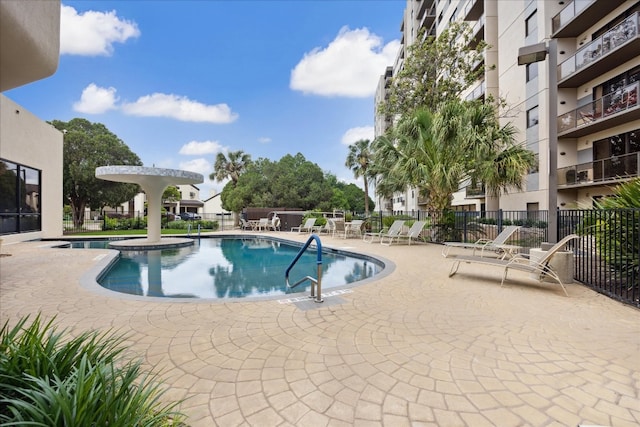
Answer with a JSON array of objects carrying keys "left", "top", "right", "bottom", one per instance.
[{"left": 96, "top": 237, "right": 385, "bottom": 299}]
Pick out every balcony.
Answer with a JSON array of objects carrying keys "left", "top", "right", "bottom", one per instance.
[
  {"left": 552, "top": 0, "right": 621, "bottom": 38},
  {"left": 466, "top": 80, "right": 486, "bottom": 101},
  {"left": 558, "top": 12, "right": 639, "bottom": 88},
  {"left": 466, "top": 185, "right": 485, "bottom": 198},
  {"left": 418, "top": 0, "right": 436, "bottom": 31},
  {"left": 558, "top": 152, "right": 640, "bottom": 188},
  {"left": 461, "top": 0, "right": 483, "bottom": 22},
  {"left": 557, "top": 81, "right": 639, "bottom": 138}
]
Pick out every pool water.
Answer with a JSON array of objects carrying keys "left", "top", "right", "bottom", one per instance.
[{"left": 98, "top": 237, "right": 383, "bottom": 299}]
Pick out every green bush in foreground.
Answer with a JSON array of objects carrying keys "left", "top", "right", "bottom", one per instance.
[{"left": 0, "top": 315, "right": 185, "bottom": 426}]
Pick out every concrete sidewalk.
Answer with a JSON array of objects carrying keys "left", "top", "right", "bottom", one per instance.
[{"left": 1, "top": 233, "right": 638, "bottom": 426}]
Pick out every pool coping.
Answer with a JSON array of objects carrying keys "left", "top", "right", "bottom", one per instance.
[{"left": 71, "top": 234, "right": 396, "bottom": 303}]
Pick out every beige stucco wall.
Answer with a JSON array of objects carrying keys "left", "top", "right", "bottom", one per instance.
[
  {"left": 1, "top": 95, "right": 63, "bottom": 243},
  {"left": 0, "top": 0, "right": 60, "bottom": 91}
]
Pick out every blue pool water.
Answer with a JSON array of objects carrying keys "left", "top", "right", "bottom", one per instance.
[{"left": 97, "top": 237, "right": 383, "bottom": 299}]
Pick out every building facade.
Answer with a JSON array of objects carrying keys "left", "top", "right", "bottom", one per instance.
[
  {"left": 375, "top": 0, "right": 639, "bottom": 213},
  {"left": 0, "top": 1, "right": 63, "bottom": 243}
]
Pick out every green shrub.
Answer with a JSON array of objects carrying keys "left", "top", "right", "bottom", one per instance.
[
  {"left": 302, "top": 213, "right": 327, "bottom": 227},
  {"left": 0, "top": 315, "right": 185, "bottom": 426},
  {"left": 166, "top": 220, "right": 218, "bottom": 230}
]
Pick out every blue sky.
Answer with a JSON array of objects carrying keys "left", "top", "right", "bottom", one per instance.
[{"left": 6, "top": 1, "right": 405, "bottom": 198}]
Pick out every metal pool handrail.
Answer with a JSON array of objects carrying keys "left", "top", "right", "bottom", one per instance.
[{"left": 285, "top": 234, "right": 323, "bottom": 303}]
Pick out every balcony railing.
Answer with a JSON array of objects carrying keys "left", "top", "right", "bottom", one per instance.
[
  {"left": 558, "top": 152, "right": 640, "bottom": 187},
  {"left": 465, "top": 80, "right": 485, "bottom": 101},
  {"left": 466, "top": 185, "right": 485, "bottom": 198},
  {"left": 557, "top": 81, "right": 639, "bottom": 134},
  {"left": 558, "top": 12, "right": 639, "bottom": 83},
  {"left": 552, "top": 0, "right": 595, "bottom": 34}
]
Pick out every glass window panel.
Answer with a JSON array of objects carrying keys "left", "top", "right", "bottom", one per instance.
[
  {"left": 526, "top": 11, "right": 537, "bottom": 36},
  {"left": 527, "top": 106, "right": 539, "bottom": 128},
  {"left": 0, "top": 160, "right": 18, "bottom": 213},
  {"left": 21, "top": 166, "right": 40, "bottom": 213}
]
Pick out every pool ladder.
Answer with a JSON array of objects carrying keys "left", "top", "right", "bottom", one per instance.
[{"left": 285, "top": 234, "right": 323, "bottom": 303}]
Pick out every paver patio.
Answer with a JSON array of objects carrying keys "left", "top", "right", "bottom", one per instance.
[{"left": 1, "top": 232, "right": 638, "bottom": 426}]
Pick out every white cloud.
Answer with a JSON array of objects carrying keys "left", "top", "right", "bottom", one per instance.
[
  {"left": 121, "top": 93, "right": 238, "bottom": 123},
  {"left": 341, "top": 126, "right": 374, "bottom": 145},
  {"left": 178, "top": 158, "right": 212, "bottom": 178},
  {"left": 179, "top": 140, "right": 224, "bottom": 155},
  {"left": 257, "top": 137, "right": 272, "bottom": 144},
  {"left": 60, "top": 5, "right": 140, "bottom": 56},
  {"left": 73, "top": 83, "right": 118, "bottom": 114},
  {"left": 290, "top": 27, "right": 400, "bottom": 98}
]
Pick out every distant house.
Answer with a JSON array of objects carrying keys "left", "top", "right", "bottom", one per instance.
[
  {"left": 174, "top": 184, "right": 203, "bottom": 215},
  {"left": 111, "top": 184, "right": 231, "bottom": 218},
  {"left": 203, "top": 192, "right": 232, "bottom": 228}
]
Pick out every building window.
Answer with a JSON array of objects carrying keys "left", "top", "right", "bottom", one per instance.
[
  {"left": 0, "top": 159, "right": 42, "bottom": 235},
  {"left": 528, "top": 154, "right": 540, "bottom": 174},
  {"left": 593, "top": 129, "right": 639, "bottom": 181},
  {"left": 526, "top": 62, "right": 538, "bottom": 82},
  {"left": 525, "top": 10, "right": 537, "bottom": 37},
  {"left": 527, "top": 106, "right": 539, "bottom": 128}
]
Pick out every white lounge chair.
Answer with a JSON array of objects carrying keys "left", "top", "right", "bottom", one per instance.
[
  {"left": 442, "top": 225, "right": 521, "bottom": 258},
  {"left": 328, "top": 219, "right": 347, "bottom": 238},
  {"left": 363, "top": 220, "right": 405, "bottom": 243},
  {"left": 346, "top": 220, "right": 364, "bottom": 238},
  {"left": 240, "top": 218, "right": 253, "bottom": 231},
  {"left": 381, "top": 220, "right": 426, "bottom": 246},
  {"left": 291, "top": 218, "right": 317, "bottom": 234},
  {"left": 447, "top": 234, "right": 580, "bottom": 296}
]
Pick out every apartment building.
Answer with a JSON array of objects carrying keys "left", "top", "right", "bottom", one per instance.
[
  {"left": 375, "top": 0, "right": 640, "bottom": 213},
  {"left": 0, "top": 1, "right": 63, "bottom": 243}
]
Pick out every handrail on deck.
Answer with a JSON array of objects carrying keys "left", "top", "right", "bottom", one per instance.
[{"left": 285, "top": 234, "right": 323, "bottom": 303}]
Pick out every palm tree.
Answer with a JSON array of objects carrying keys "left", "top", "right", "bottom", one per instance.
[
  {"left": 210, "top": 150, "right": 251, "bottom": 186},
  {"left": 345, "top": 139, "right": 374, "bottom": 216},
  {"left": 210, "top": 150, "right": 251, "bottom": 225},
  {"left": 373, "top": 100, "right": 535, "bottom": 213}
]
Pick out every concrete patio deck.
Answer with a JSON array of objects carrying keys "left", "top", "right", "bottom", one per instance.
[{"left": 1, "top": 231, "right": 638, "bottom": 426}]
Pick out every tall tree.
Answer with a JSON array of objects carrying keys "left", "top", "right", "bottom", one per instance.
[
  {"left": 373, "top": 101, "right": 535, "bottom": 213},
  {"left": 210, "top": 150, "right": 251, "bottom": 186},
  {"left": 379, "top": 21, "right": 488, "bottom": 119},
  {"left": 345, "top": 139, "right": 374, "bottom": 216},
  {"left": 50, "top": 118, "right": 142, "bottom": 227},
  {"left": 211, "top": 150, "right": 251, "bottom": 224},
  {"left": 220, "top": 154, "right": 333, "bottom": 212}
]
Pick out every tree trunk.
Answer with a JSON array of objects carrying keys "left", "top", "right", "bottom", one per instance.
[
  {"left": 71, "top": 200, "right": 86, "bottom": 227},
  {"left": 364, "top": 179, "right": 370, "bottom": 216}
]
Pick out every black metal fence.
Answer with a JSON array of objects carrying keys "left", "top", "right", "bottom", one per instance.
[
  {"left": 365, "top": 208, "right": 639, "bottom": 308},
  {"left": 63, "top": 211, "right": 234, "bottom": 234}
]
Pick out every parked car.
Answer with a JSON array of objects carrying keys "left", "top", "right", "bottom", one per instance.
[
  {"left": 180, "top": 212, "right": 201, "bottom": 220},
  {"left": 165, "top": 212, "right": 181, "bottom": 221}
]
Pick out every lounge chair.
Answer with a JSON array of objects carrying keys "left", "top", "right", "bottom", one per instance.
[
  {"left": 363, "top": 220, "right": 405, "bottom": 243},
  {"left": 447, "top": 234, "right": 580, "bottom": 296},
  {"left": 441, "top": 225, "right": 521, "bottom": 258},
  {"left": 328, "top": 218, "right": 347, "bottom": 238},
  {"left": 381, "top": 220, "right": 426, "bottom": 246},
  {"left": 290, "top": 218, "right": 317, "bottom": 234},
  {"left": 346, "top": 220, "right": 364, "bottom": 238},
  {"left": 240, "top": 218, "right": 253, "bottom": 231}
]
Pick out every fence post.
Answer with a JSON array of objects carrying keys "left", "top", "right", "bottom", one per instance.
[{"left": 497, "top": 209, "right": 503, "bottom": 232}]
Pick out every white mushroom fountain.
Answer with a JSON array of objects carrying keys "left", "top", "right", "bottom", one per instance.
[{"left": 96, "top": 166, "right": 203, "bottom": 247}]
